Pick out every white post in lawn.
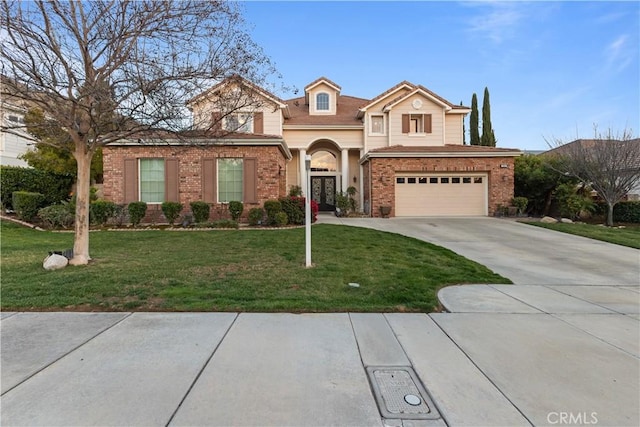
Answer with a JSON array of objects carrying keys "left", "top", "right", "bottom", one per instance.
[{"left": 305, "top": 154, "right": 312, "bottom": 267}]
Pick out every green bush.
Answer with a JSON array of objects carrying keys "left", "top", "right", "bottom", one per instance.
[
  {"left": 274, "top": 211, "right": 288, "bottom": 227},
  {"left": 263, "top": 199, "right": 282, "bottom": 225},
  {"left": 288, "top": 185, "right": 303, "bottom": 197},
  {"left": 161, "top": 201, "right": 183, "bottom": 225},
  {"left": 38, "top": 203, "right": 75, "bottom": 229},
  {"left": 1, "top": 166, "right": 74, "bottom": 211},
  {"left": 248, "top": 207, "right": 264, "bottom": 226},
  {"left": 511, "top": 197, "right": 528, "bottom": 214},
  {"left": 279, "top": 196, "right": 305, "bottom": 225},
  {"left": 228, "top": 201, "right": 244, "bottom": 221},
  {"left": 90, "top": 200, "right": 118, "bottom": 225},
  {"left": 128, "top": 201, "right": 147, "bottom": 226},
  {"left": 12, "top": 191, "right": 45, "bottom": 221},
  {"left": 335, "top": 192, "right": 350, "bottom": 217},
  {"left": 190, "top": 201, "right": 210, "bottom": 223},
  {"left": 595, "top": 201, "right": 640, "bottom": 223}
]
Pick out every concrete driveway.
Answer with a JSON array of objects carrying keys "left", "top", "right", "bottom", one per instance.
[{"left": 320, "top": 216, "right": 640, "bottom": 286}]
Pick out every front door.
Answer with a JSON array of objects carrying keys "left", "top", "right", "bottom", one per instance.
[{"left": 311, "top": 176, "right": 336, "bottom": 211}]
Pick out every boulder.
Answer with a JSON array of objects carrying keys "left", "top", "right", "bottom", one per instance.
[
  {"left": 560, "top": 218, "right": 574, "bottom": 224},
  {"left": 540, "top": 216, "right": 558, "bottom": 223},
  {"left": 43, "top": 254, "right": 69, "bottom": 270}
]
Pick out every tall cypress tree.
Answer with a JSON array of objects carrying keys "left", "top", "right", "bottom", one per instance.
[
  {"left": 470, "top": 93, "right": 480, "bottom": 145},
  {"left": 481, "top": 87, "right": 496, "bottom": 146}
]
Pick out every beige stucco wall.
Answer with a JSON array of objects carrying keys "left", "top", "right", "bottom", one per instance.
[
  {"left": 190, "top": 94, "right": 282, "bottom": 135},
  {"left": 283, "top": 129, "right": 363, "bottom": 149}
]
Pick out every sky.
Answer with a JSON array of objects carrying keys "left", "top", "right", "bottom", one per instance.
[{"left": 240, "top": 1, "right": 639, "bottom": 151}]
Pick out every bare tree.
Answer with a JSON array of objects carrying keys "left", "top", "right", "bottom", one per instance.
[
  {"left": 1, "top": 0, "right": 279, "bottom": 265},
  {"left": 546, "top": 128, "right": 640, "bottom": 226}
]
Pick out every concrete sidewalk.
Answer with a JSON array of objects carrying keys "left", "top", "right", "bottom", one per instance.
[{"left": 2, "top": 218, "right": 639, "bottom": 426}]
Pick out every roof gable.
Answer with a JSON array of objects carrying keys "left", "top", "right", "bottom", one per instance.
[
  {"left": 304, "top": 77, "right": 342, "bottom": 93},
  {"left": 186, "top": 75, "right": 287, "bottom": 109}
]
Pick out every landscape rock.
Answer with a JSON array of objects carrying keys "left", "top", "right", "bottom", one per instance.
[
  {"left": 540, "top": 216, "right": 558, "bottom": 224},
  {"left": 43, "top": 254, "right": 69, "bottom": 271},
  {"left": 560, "top": 218, "right": 573, "bottom": 224}
]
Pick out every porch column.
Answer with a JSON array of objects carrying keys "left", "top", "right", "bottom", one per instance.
[
  {"left": 341, "top": 148, "right": 349, "bottom": 193},
  {"left": 359, "top": 149, "right": 365, "bottom": 212},
  {"left": 299, "top": 149, "right": 307, "bottom": 196}
]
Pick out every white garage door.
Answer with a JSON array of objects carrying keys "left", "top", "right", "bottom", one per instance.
[{"left": 395, "top": 174, "right": 488, "bottom": 216}]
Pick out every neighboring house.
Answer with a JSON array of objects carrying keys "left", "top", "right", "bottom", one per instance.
[
  {"left": 0, "top": 99, "right": 32, "bottom": 167},
  {"left": 102, "top": 77, "right": 521, "bottom": 220}
]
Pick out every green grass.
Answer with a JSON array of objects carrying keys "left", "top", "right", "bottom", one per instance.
[
  {"left": 524, "top": 221, "right": 640, "bottom": 249},
  {"left": 0, "top": 220, "right": 510, "bottom": 312}
]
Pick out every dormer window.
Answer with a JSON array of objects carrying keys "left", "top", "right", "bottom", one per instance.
[
  {"left": 316, "top": 93, "right": 329, "bottom": 111},
  {"left": 224, "top": 113, "right": 253, "bottom": 133}
]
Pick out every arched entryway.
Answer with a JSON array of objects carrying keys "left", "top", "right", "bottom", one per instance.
[{"left": 310, "top": 150, "right": 337, "bottom": 211}]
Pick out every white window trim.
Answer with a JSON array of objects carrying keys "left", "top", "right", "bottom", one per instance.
[
  {"left": 314, "top": 92, "right": 330, "bottom": 112},
  {"left": 369, "top": 114, "right": 386, "bottom": 136},
  {"left": 138, "top": 158, "right": 164, "bottom": 204},
  {"left": 217, "top": 158, "right": 244, "bottom": 203},
  {"left": 223, "top": 112, "right": 253, "bottom": 133}
]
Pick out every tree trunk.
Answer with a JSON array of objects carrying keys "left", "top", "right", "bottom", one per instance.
[
  {"left": 606, "top": 202, "right": 614, "bottom": 227},
  {"left": 69, "top": 148, "right": 94, "bottom": 265}
]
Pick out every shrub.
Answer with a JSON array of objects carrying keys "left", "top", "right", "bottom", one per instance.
[
  {"left": 248, "top": 207, "right": 264, "bottom": 226},
  {"left": 279, "top": 196, "right": 305, "bottom": 225},
  {"left": 128, "top": 201, "right": 147, "bottom": 226},
  {"left": 335, "top": 192, "right": 350, "bottom": 217},
  {"left": 288, "top": 185, "right": 303, "bottom": 197},
  {"left": 555, "top": 183, "right": 594, "bottom": 220},
  {"left": 263, "top": 199, "right": 282, "bottom": 225},
  {"left": 90, "top": 200, "right": 118, "bottom": 225},
  {"left": 511, "top": 197, "right": 528, "bottom": 215},
  {"left": 1, "top": 166, "right": 74, "bottom": 211},
  {"left": 37, "top": 203, "right": 75, "bottom": 229},
  {"left": 190, "top": 201, "right": 210, "bottom": 223},
  {"left": 274, "top": 211, "right": 288, "bottom": 227},
  {"left": 161, "top": 201, "right": 183, "bottom": 225},
  {"left": 228, "top": 201, "right": 244, "bottom": 221},
  {"left": 12, "top": 191, "right": 45, "bottom": 221},
  {"left": 594, "top": 201, "right": 640, "bottom": 223}
]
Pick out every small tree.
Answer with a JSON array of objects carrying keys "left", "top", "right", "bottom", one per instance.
[
  {"left": 547, "top": 127, "right": 640, "bottom": 226},
  {"left": 470, "top": 93, "right": 480, "bottom": 145},
  {"left": 1, "top": 1, "right": 279, "bottom": 264},
  {"left": 481, "top": 87, "right": 496, "bottom": 147}
]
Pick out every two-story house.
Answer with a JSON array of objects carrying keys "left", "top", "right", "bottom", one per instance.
[{"left": 102, "top": 76, "right": 520, "bottom": 219}]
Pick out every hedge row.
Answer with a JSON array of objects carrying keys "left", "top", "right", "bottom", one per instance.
[
  {"left": 1, "top": 166, "right": 74, "bottom": 210},
  {"left": 594, "top": 201, "right": 640, "bottom": 223}
]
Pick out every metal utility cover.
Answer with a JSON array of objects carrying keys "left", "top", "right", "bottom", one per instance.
[{"left": 367, "top": 366, "right": 440, "bottom": 420}]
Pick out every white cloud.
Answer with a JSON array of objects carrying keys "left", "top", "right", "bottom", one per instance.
[
  {"left": 605, "top": 34, "right": 634, "bottom": 73},
  {"left": 466, "top": 2, "right": 524, "bottom": 44}
]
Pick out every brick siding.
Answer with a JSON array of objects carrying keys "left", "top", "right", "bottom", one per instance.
[
  {"left": 365, "top": 156, "right": 515, "bottom": 217},
  {"left": 103, "top": 144, "right": 287, "bottom": 222}
]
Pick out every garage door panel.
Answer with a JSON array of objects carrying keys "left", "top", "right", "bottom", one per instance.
[{"left": 395, "top": 174, "right": 487, "bottom": 216}]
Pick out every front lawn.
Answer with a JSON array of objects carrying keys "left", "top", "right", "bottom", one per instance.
[
  {"left": 0, "top": 221, "right": 510, "bottom": 312},
  {"left": 524, "top": 221, "right": 640, "bottom": 249}
]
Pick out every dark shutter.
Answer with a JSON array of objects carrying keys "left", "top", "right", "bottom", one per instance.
[
  {"left": 165, "top": 158, "right": 179, "bottom": 202},
  {"left": 424, "top": 114, "right": 432, "bottom": 133},
  {"left": 124, "top": 158, "right": 138, "bottom": 203},
  {"left": 202, "top": 158, "right": 217, "bottom": 203},
  {"left": 401, "top": 114, "right": 409, "bottom": 133},
  {"left": 211, "top": 112, "right": 222, "bottom": 132},
  {"left": 253, "top": 112, "right": 264, "bottom": 134},
  {"left": 243, "top": 158, "right": 257, "bottom": 203}
]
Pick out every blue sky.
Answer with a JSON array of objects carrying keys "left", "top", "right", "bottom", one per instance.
[{"left": 241, "top": 1, "right": 639, "bottom": 151}]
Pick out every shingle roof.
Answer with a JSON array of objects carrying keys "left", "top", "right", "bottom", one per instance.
[
  {"left": 369, "top": 144, "right": 521, "bottom": 154},
  {"left": 284, "top": 95, "right": 368, "bottom": 126},
  {"left": 304, "top": 77, "right": 342, "bottom": 92}
]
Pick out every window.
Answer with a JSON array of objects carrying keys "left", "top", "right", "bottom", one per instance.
[
  {"left": 139, "top": 159, "right": 165, "bottom": 203},
  {"left": 463, "top": 177, "right": 471, "bottom": 184},
  {"left": 419, "top": 177, "right": 428, "bottom": 184},
  {"left": 316, "top": 93, "right": 329, "bottom": 111},
  {"left": 408, "top": 177, "right": 417, "bottom": 184},
  {"left": 218, "top": 158, "right": 243, "bottom": 202},
  {"left": 396, "top": 177, "right": 405, "bottom": 184},
  {"left": 441, "top": 177, "right": 450, "bottom": 184},
  {"left": 224, "top": 113, "right": 253, "bottom": 133},
  {"left": 474, "top": 177, "right": 483, "bottom": 184},
  {"left": 429, "top": 177, "right": 438, "bottom": 184},
  {"left": 452, "top": 177, "right": 461, "bottom": 184},
  {"left": 402, "top": 114, "right": 432, "bottom": 134},
  {"left": 311, "top": 151, "right": 337, "bottom": 172},
  {"left": 371, "top": 115, "right": 384, "bottom": 134}
]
